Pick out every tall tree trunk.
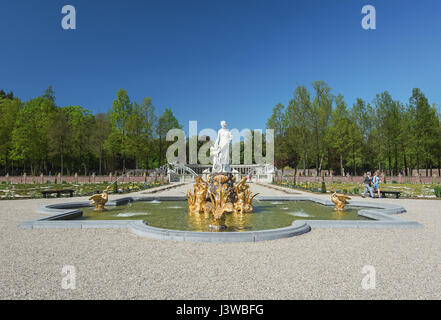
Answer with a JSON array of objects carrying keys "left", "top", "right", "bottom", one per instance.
[
  {"left": 303, "top": 152, "right": 306, "bottom": 176},
  {"left": 438, "top": 158, "right": 441, "bottom": 177},
  {"left": 352, "top": 145, "right": 356, "bottom": 176},
  {"left": 99, "top": 149, "right": 102, "bottom": 176},
  {"left": 159, "top": 137, "right": 163, "bottom": 166},
  {"left": 403, "top": 151, "right": 408, "bottom": 176},
  {"left": 60, "top": 153, "right": 63, "bottom": 176},
  {"left": 340, "top": 153, "right": 344, "bottom": 176}
]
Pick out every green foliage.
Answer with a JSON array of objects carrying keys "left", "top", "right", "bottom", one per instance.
[
  {"left": 1, "top": 83, "right": 441, "bottom": 177},
  {"left": 113, "top": 181, "right": 118, "bottom": 194},
  {"left": 42, "top": 86, "right": 55, "bottom": 103},
  {"left": 321, "top": 180, "right": 326, "bottom": 193},
  {"left": 10, "top": 97, "right": 56, "bottom": 174},
  {"left": 156, "top": 108, "right": 182, "bottom": 166},
  {"left": 434, "top": 185, "right": 441, "bottom": 198},
  {"left": 266, "top": 83, "right": 441, "bottom": 177}
]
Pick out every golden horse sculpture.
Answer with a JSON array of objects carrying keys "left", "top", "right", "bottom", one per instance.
[
  {"left": 187, "top": 174, "right": 258, "bottom": 229},
  {"left": 331, "top": 191, "right": 351, "bottom": 211},
  {"left": 89, "top": 186, "right": 111, "bottom": 212}
]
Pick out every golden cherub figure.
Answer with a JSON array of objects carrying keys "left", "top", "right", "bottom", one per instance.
[{"left": 331, "top": 191, "right": 351, "bottom": 211}]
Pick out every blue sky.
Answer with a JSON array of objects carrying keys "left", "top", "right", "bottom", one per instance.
[{"left": 1, "top": 0, "right": 440, "bottom": 133}]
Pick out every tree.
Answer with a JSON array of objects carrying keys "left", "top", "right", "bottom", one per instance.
[
  {"left": 156, "top": 108, "right": 182, "bottom": 166},
  {"left": 42, "top": 86, "right": 56, "bottom": 103},
  {"left": 267, "top": 103, "right": 299, "bottom": 174},
  {"left": 0, "top": 96, "right": 21, "bottom": 172},
  {"left": 0, "top": 89, "right": 14, "bottom": 100},
  {"left": 285, "top": 85, "right": 312, "bottom": 175},
  {"left": 309, "top": 81, "right": 333, "bottom": 174},
  {"left": 107, "top": 89, "right": 133, "bottom": 171},
  {"left": 64, "top": 106, "right": 94, "bottom": 175},
  {"left": 328, "top": 94, "right": 352, "bottom": 175},
  {"left": 91, "top": 113, "right": 111, "bottom": 175},
  {"left": 48, "top": 108, "right": 71, "bottom": 175},
  {"left": 351, "top": 98, "right": 374, "bottom": 174},
  {"left": 10, "top": 97, "right": 57, "bottom": 174},
  {"left": 409, "top": 88, "right": 439, "bottom": 175}
]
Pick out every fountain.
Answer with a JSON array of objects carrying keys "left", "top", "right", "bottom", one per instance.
[
  {"left": 89, "top": 186, "right": 110, "bottom": 211},
  {"left": 331, "top": 191, "right": 351, "bottom": 211},
  {"left": 187, "top": 174, "right": 259, "bottom": 230},
  {"left": 186, "top": 121, "right": 259, "bottom": 230},
  {"left": 19, "top": 120, "right": 420, "bottom": 242}
]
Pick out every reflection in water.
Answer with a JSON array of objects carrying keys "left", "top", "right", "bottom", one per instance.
[
  {"left": 78, "top": 200, "right": 369, "bottom": 232},
  {"left": 187, "top": 211, "right": 254, "bottom": 232}
]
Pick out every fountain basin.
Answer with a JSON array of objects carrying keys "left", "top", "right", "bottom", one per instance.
[{"left": 19, "top": 195, "right": 422, "bottom": 242}]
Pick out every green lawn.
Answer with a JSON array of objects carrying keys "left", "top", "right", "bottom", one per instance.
[
  {"left": 273, "top": 181, "right": 441, "bottom": 199},
  {"left": 0, "top": 181, "right": 169, "bottom": 199}
]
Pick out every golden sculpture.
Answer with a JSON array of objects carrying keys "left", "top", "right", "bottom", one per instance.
[
  {"left": 234, "top": 176, "right": 259, "bottom": 214},
  {"left": 187, "top": 176, "right": 208, "bottom": 213},
  {"left": 187, "top": 174, "right": 258, "bottom": 229},
  {"left": 89, "top": 186, "right": 111, "bottom": 211},
  {"left": 207, "top": 186, "right": 228, "bottom": 229},
  {"left": 331, "top": 191, "right": 351, "bottom": 211}
]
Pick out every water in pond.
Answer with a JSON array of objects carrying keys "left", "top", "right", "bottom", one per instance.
[{"left": 76, "top": 200, "right": 370, "bottom": 232}]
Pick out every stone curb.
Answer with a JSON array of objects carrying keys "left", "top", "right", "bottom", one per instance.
[{"left": 18, "top": 194, "right": 422, "bottom": 242}]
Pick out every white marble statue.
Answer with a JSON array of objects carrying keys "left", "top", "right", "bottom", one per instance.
[{"left": 210, "top": 121, "right": 233, "bottom": 173}]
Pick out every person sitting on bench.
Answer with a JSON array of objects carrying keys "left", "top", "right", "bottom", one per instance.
[{"left": 372, "top": 170, "right": 381, "bottom": 198}]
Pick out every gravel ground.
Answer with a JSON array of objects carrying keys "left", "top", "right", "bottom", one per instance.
[{"left": 0, "top": 182, "right": 440, "bottom": 300}]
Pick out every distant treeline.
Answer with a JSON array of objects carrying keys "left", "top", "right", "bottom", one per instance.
[
  {"left": 2, "top": 81, "right": 441, "bottom": 177},
  {"left": 267, "top": 81, "right": 441, "bottom": 176},
  {"left": 0, "top": 87, "right": 181, "bottom": 175}
]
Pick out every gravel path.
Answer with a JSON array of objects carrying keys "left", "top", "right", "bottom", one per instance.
[{"left": 0, "top": 182, "right": 440, "bottom": 299}]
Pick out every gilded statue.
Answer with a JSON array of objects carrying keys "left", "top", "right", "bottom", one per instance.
[
  {"left": 187, "top": 176, "right": 208, "bottom": 213},
  {"left": 233, "top": 176, "right": 258, "bottom": 214},
  {"left": 89, "top": 186, "right": 111, "bottom": 212},
  {"left": 187, "top": 173, "right": 258, "bottom": 229},
  {"left": 331, "top": 191, "right": 351, "bottom": 211}
]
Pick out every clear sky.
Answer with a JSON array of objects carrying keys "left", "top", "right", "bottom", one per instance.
[{"left": 1, "top": 0, "right": 440, "bottom": 133}]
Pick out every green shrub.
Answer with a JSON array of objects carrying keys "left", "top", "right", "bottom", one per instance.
[
  {"left": 434, "top": 185, "right": 441, "bottom": 198},
  {"left": 113, "top": 182, "right": 118, "bottom": 194},
  {"left": 321, "top": 181, "right": 327, "bottom": 193},
  {"left": 392, "top": 180, "right": 398, "bottom": 184},
  {"left": 353, "top": 187, "right": 360, "bottom": 194}
]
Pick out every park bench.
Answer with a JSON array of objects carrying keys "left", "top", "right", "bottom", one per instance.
[
  {"left": 41, "top": 189, "right": 74, "bottom": 198},
  {"left": 380, "top": 190, "right": 401, "bottom": 199}
]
